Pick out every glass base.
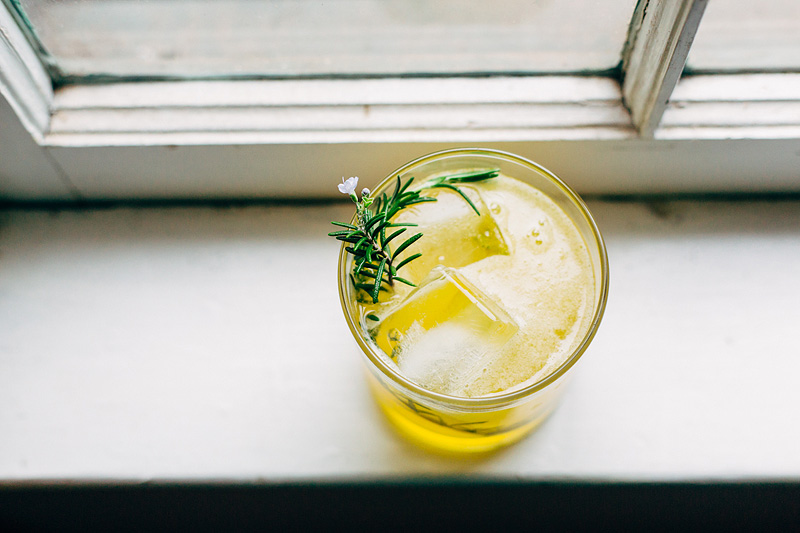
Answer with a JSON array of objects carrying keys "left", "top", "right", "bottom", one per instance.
[{"left": 374, "top": 391, "right": 552, "bottom": 454}]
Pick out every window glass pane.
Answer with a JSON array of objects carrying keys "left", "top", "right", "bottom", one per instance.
[
  {"left": 13, "top": 0, "right": 636, "bottom": 81},
  {"left": 686, "top": 0, "right": 800, "bottom": 72}
]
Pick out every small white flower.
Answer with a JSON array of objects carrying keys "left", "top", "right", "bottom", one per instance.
[
  {"left": 362, "top": 188, "right": 370, "bottom": 197},
  {"left": 338, "top": 176, "right": 359, "bottom": 195}
]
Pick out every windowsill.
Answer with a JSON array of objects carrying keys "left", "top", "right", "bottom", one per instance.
[
  {"left": 5, "top": 71, "right": 800, "bottom": 201},
  {"left": 1, "top": 198, "right": 799, "bottom": 484}
]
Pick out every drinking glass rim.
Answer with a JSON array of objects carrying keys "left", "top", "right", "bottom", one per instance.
[{"left": 337, "top": 148, "right": 609, "bottom": 409}]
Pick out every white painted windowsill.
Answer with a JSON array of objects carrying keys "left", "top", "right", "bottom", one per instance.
[{"left": 1, "top": 199, "right": 799, "bottom": 483}]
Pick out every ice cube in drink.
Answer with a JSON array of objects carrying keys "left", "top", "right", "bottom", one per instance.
[
  {"left": 391, "top": 185, "right": 509, "bottom": 285},
  {"left": 369, "top": 266, "right": 518, "bottom": 395}
]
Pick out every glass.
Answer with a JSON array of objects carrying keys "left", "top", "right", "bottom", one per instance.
[
  {"left": 337, "top": 149, "right": 609, "bottom": 453},
  {"left": 11, "top": 0, "right": 637, "bottom": 82},
  {"left": 686, "top": 0, "right": 800, "bottom": 72}
]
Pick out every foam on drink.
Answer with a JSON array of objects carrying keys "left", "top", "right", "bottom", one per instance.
[{"left": 359, "top": 171, "right": 594, "bottom": 398}]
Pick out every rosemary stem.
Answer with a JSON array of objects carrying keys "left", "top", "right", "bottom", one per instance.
[{"left": 362, "top": 229, "right": 394, "bottom": 285}]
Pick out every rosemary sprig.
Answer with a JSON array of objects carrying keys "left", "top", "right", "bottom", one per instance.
[
  {"left": 329, "top": 169, "right": 499, "bottom": 303},
  {"left": 330, "top": 176, "right": 434, "bottom": 303}
]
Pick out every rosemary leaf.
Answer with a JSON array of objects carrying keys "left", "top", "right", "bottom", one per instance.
[
  {"left": 398, "top": 176, "right": 414, "bottom": 196},
  {"left": 370, "top": 219, "right": 391, "bottom": 240},
  {"left": 390, "top": 175, "right": 403, "bottom": 205},
  {"left": 330, "top": 221, "right": 357, "bottom": 230},
  {"left": 359, "top": 270, "right": 390, "bottom": 283},
  {"left": 355, "top": 282, "right": 387, "bottom": 294},
  {"left": 438, "top": 169, "right": 499, "bottom": 183},
  {"left": 372, "top": 258, "right": 387, "bottom": 303},
  {"left": 394, "top": 252, "right": 422, "bottom": 271},
  {"left": 364, "top": 213, "right": 385, "bottom": 233},
  {"left": 383, "top": 228, "right": 407, "bottom": 247},
  {"left": 402, "top": 196, "right": 437, "bottom": 207},
  {"left": 360, "top": 261, "right": 380, "bottom": 271},
  {"left": 354, "top": 235, "right": 369, "bottom": 251},
  {"left": 392, "top": 232, "right": 423, "bottom": 260},
  {"left": 345, "top": 246, "right": 365, "bottom": 257},
  {"left": 429, "top": 182, "right": 480, "bottom": 215},
  {"left": 354, "top": 257, "right": 366, "bottom": 276}
]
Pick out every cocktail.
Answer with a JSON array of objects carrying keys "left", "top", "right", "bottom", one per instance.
[{"left": 332, "top": 148, "right": 608, "bottom": 453}]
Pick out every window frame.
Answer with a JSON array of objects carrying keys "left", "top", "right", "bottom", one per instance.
[{"left": 1, "top": 0, "right": 799, "bottom": 202}]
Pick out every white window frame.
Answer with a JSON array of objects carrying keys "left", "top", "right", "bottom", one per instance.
[{"left": 1, "top": 0, "right": 799, "bottom": 202}]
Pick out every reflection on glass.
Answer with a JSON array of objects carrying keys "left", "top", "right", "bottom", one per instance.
[{"left": 14, "top": 0, "right": 636, "bottom": 81}]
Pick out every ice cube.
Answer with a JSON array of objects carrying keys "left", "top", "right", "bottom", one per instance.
[
  {"left": 391, "top": 186, "right": 510, "bottom": 285},
  {"left": 370, "top": 267, "right": 518, "bottom": 396}
]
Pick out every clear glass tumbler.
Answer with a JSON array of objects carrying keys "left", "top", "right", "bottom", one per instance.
[{"left": 337, "top": 148, "right": 609, "bottom": 453}]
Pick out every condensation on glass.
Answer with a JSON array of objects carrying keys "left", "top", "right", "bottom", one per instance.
[
  {"left": 13, "top": 0, "right": 637, "bottom": 81},
  {"left": 686, "top": 0, "right": 800, "bottom": 72}
]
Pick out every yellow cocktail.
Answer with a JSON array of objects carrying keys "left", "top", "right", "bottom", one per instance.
[{"left": 337, "top": 149, "right": 608, "bottom": 453}]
